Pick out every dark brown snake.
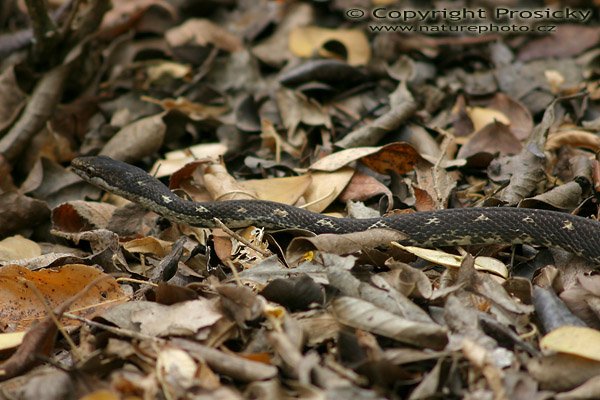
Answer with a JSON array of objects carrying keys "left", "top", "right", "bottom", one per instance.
[{"left": 71, "top": 156, "right": 600, "bottom": 264}]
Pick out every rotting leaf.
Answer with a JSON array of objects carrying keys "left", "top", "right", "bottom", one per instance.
[
  {"left": 335, "top": 82, "right": 417, "bottom": 148},
  {"left": 217, "top": 284, "right": 264, "bottom": 328},
  {"left": 497, "top": 100, "right": 556, "bottom": 204}
]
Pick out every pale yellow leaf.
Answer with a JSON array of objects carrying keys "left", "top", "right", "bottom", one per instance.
[
  {"left": 240, "top": 175, "right": 312, "bottom": 205},
  {"left": 0, "top": 235, "right": 41, "bottom": 262},
  {"left": 289, "top": 26, "right": 371, "bottom": 66},
  {"left": 146, "top": 61, "right": 192, "bottom": 83},
  {"left": 123, "top": 237, "right": 172, "bottom": 258},
  {"left": 149, "top": 143, "right": 228, "bottom": 177},
  {"left": 0, "top": 331, "right": 25, "bottom": 350},
  {"left": 541, "top": 326, "right": 600, "bottom": 362},
  {"left": 303, "top": 167, "right": 354, "bottom": 213},
  {"left": 391, "top": 243, "right": 508, "bottom": 278},
  {"left": 466, "top": 107, "right": 510, "bottom": 132}
]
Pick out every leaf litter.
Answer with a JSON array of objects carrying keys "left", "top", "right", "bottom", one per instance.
[{"left": 0, "top": 0, "right": 599, "bottom": 398}]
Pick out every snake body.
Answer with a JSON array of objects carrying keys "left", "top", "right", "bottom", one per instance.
[{"left": 71, "top": 156, "right": 600, "bottom": 263}]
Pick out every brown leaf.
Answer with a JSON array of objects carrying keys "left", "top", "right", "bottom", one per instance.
[
  {"left": 165, "top": 19, "right": 242, "bottom": 53},
  {"left": 360, "top": 142, "right": 423, "bottom": 175},
  {"left": 241, "top": 174, "right": 312, "bottom": 205},
  {"left": 217, "top": 285, "right": 264, "bottom": 328},
  {"left": 546, "top": 129, "right": 600, "bottom": 152},
  {"left": 0, "top": 66, "right": 27, "bottom": 132},
  {"left": 101, "top": 299, "right": 222, "bottom": 337},
  {"left": 330, "top": 296, "right": 448, "bottom": 350},
  {"left": 517, "top": 25, "right": 600, "bottom": 62},
  {"left": 0, "top": 264, "right": 126, "bottom": 332},
  {"left": 303, "top": 167, "right": 354, "bottom": 213},
  {"left": 0, "top": 192, "right": 50, "bottom": 236},
  {"left": 287, "top": 229, "right": 409, "bottom": 261},
  {"left": 52, "top": 201, "right": 116, "bottom": 232},
  {"left": 338, "top": 171, "right": 392, "bottom": 203},
  {"left": 260, "top": 274, "right": 324, "bottom": 311},
  {"left": 457, "top": 121, "right": 522, "bottom": 160},
  {"left": 0, "top": 235, "right": 41, "bottom": 262},
  {"left": 100, "top": 113, "right": 167, "bottom": 163}
]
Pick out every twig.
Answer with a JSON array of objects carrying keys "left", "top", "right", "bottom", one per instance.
[
  {"left": 22, "top": 278, "right": 81, "bottom": 361},
  {"left": 0, "top": 63, "right": 70, "bottom": 162},
  {"left": 213, "top": 217, "right": 271, "bottom": 257}
]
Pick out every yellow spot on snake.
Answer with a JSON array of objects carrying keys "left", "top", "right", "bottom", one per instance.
[
  {"left": 316, "top": 218, "right": 336, "bottom": 228},
  {"left": 562, "top": 221, "right": 575, "bottom": 231},
  {"left": 195, "top": 206, "right": 209, "bottom": 213},
  {"left": 474, "top": 214, "right": 490, "bottom": 222},
  {"left": 273, "top": 209, "right": 289, "bottom": 218},
  {"left": 426, "top": 217, "right": 441, "bottom": 225},
  {"left": 161, "top": 195, "right": 173, "bottom": 204},
  {"left": 522, "top": 216, "right": 535, "bottom": 223},
  {"left": 237, "top": 207, "right": 248, "bottom": 213},
  {"left": 369, "top": 220, "right": 388, "bottom": 229}
]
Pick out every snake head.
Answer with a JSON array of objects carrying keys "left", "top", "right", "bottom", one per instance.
[{"left": 71, "top": 155, "right": 126, "bottom": 190}]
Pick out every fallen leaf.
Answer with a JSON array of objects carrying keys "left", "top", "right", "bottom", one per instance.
[
  {"left": 165, "top": 18, "right": 242, "bottom": 52},
  {"left": 391, "top": 243, "right": 509, "bottom": 279},
  {"left": 302, "top": 167, "right": 354, "bottom": 213},
  {"left": 0, "top": 264, "right": 127, "bottom": 331},
  {"left": 101, "top": 299, "right": 222, "bottom": 337},
  {"left": 289, "top": 26, "right": 370, "bottom": 66},
  {"left": 541, "top": 326, "right": 600, "bottom": 362},
  {"left": 0, "top": 235, "right": 41, "bottom": 262}
]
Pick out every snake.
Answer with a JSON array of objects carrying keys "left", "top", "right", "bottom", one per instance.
[{"left": 71, "top": 155, "right": 600, "bottom": 264}]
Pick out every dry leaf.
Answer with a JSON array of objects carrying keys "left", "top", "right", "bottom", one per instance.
[
  {"left": 303, "top": 167, "right": 354, "bottom": 213},
  {"left": 391, "top": 243, "right": 509, "bottom": 279},
  {"left": 165, "top": 18, "right": 242, "bottom": 52},
  {"left": 101, "top": 299, "right": 222, "bottom": 337},
  {"left": 0, "top": 235, "right": 41, "bottom": 262},
  {"left": 360, "top": 142, "right": 423, "bottom": 175},
  {"left": 100, "top": 113, "right": 167, "bottom": 162},
  {"left": 0, "top": 264, "right": 127, "bottom": 331},
  {"left": 123, "top": 236, "right": 173, "bottom": 258},
  {"left": 331, "top": 296, "right": 448, "bottom": 349},
  {"left": 241, "top": 175, "right": 312, "bottom": 205},
  {"left": 466, "top": 106, "right": 510, "bottom": 132},
  {"left": 289, "top": 26, "right": 370, "bottom": 66},
  {"left": 149, "top": 143, "right": 228, "bottom": 178},
  {"left": 541, "top": 326, "right": 600, "bottom": 362}
]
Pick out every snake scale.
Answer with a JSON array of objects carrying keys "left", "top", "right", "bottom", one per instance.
[{"left": 71, "top": 156, "right": 600, "bottom": 264}]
